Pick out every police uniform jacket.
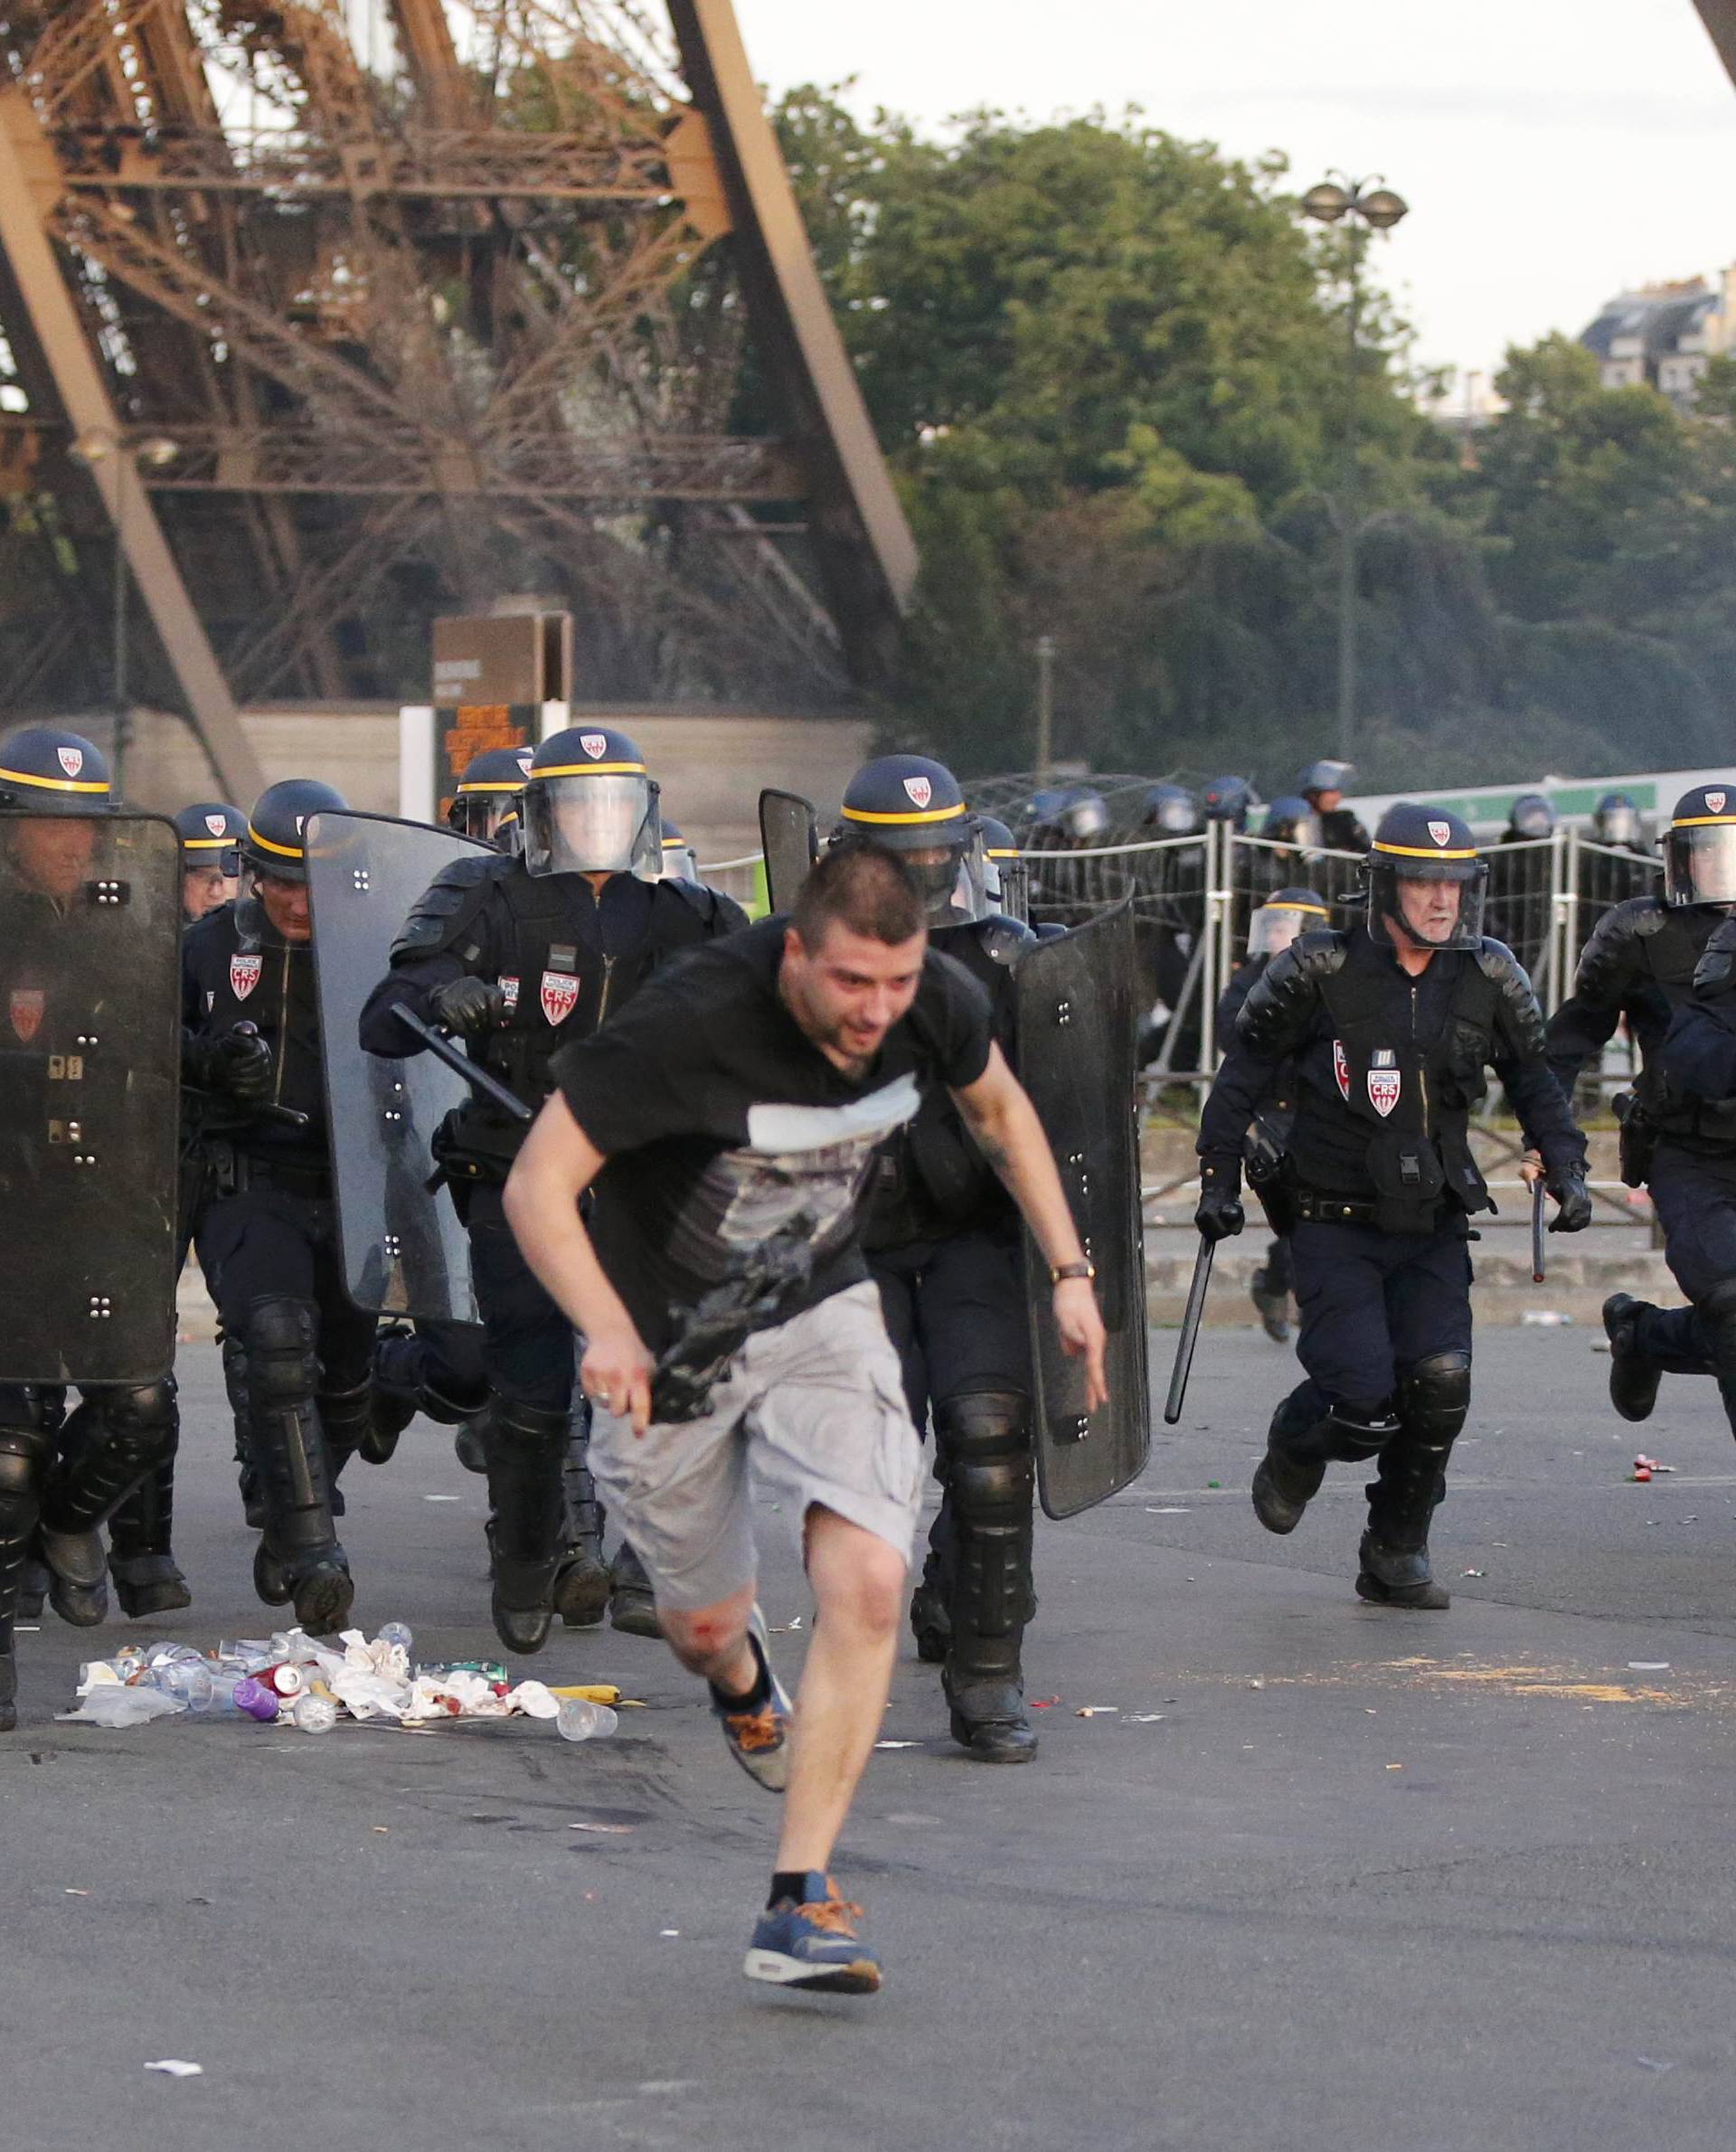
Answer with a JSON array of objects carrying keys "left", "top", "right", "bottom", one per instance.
[
  {"left": 358, "top": 855, "right": 746, "bottom": 1182},
  {"left": 1202, "top": 925, "right": 1583, "bottom": 1232},
  {"left": 182, "top": 896, "right": 328, "bottom": 1174}
]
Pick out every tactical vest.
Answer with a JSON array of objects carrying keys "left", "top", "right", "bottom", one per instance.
[
  {"left": 184, "top": 898, "right": 326, "bottom": 1158},
  {"left": 442, "top": 870, "right": 719, "bottom": 1179},
  {"left": 1628, "top": 909, "right": 1736, "bottom": 1147},
  {"left": 863, "top": 918, "right": 1024, "bottom": 1250},
  {"left": 1297, "top": 935, "right": 1501, "bottom": 1232}
]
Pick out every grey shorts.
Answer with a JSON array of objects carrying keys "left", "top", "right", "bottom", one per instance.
[{"left": 589, "top": 1281, "right": 925, "bottom": 1613}]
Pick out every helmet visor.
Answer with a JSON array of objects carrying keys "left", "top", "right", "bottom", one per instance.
[
  {"left": 1248, "top": 901, "right": 1327, "bottom": 958},
  {"left": 659, "top": 842, "right": 701, "bottom": 886},
  {"left": 1665, "top": 824, "right": 1736, "bottom": 906},
  {"left": 1369, "top": 861, "right": 1487, "bottom": 951},
  {"left": 524, "top": 773, "right": 657, "bottom": 877},
  {"left": 450, "top": 793, "right": 517, "bottom": 843},
  {"left": 1597, "top": 806, "right": 1643, "bottom": 848}
]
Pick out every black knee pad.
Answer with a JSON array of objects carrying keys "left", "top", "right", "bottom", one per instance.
[
  {"left": 97, "top": 1379, "right": 180, "bottom": 1475},
  {"left": 1397, "top": 1351, "right": 1471, "bottom": 1449},
  {"left": 242, "top": 1298, "right": 320, "bottom": 1406},
  {"left": 318, "top": 1382, "right": 373, "bottom": 1450},
  {"left": 1293, "top": 1398, "right": 1401, "bottom": 1465},
  {"left": 489, "top": 1396, "right": 571, "bottom": 1460},
  {"left": 0, "top": 1428, "right": 49, "bottom": 1515},
  {"left": 935, "top": 1392, "right": 1033, "bottom": 1526}
]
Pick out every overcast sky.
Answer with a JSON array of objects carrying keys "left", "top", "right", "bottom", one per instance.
[{"left": 735, "top": 0, "right": 1736, "bottom": 399}]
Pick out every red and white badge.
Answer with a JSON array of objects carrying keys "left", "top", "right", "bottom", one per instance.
[
  {"left": 1428, "top": 820, "right": 1452, "bottom": 847},
  {"left": 903, "top": 775, "right": 932, "bottom": 809},
  {"left": 57, "top": 746, "right": 83, "bottom": 779},
  {"left": 1367, "top": 1065, "right": 1402, "bottom": 1118},
  {"left": 498, "top": 975, "right": 520, "bottom": 1012},
  {"left": 1332, "top": 1039, "right": 1351, "bottom": 1100},
  {"left": 230, "top": 953, "right": 262, "bottom": 1001},
  {"left": 1709, "top": 790, "right": 1728, "bottom": 816},
  {"left": 579, "top": 733, "right": 608, "bottom": 760},
  {"left": 10, "top": 988, "right": 44, "bottom": 1042},
  {"left": 205, "top": 812, "right": 229, "bottom": 837},
  {"left": 539, "top": 970, "right": 580, "bottom": 1025}
]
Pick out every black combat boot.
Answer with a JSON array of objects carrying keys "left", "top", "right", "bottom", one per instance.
[
  {"left": 107, "top": 1447, "right": 192, "bottom": 1619},
  {"left": 1251, "top": 1385, "right": 1400, "bottom": 1536},
  {"left": 937, "top": 1392, "right": 1039, "bottom": 1763},
  {"left": 1602, "top": 1293, "right": 1663, "bottom": 1424},
  {"left": 609, "top": 1540, "right": 663, "bottom": 1638},
  {"left": 553, "top": 1407, "right": 610, "bottom": 1628},
  {"left": 486, "top": 1397, "right": 570, "bottom": 1652},
  {"left": 1354, "top": 1351, "right": 1468, "bottom": 1612},
  {"left": 240, "top": 1299, "right": 354, "bottom": 1635},
  {"left": 0, "top": 1409, "right": 52, "bottom": 1732},
  {"left": 1249, "top": 1242, "right": 1292, "bottom": 1344},
  {"left": 40, "top": 1380, "right": 179, "bottom": 1628}
]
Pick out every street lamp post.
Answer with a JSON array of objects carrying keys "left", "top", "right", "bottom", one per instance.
[
  {"left": 70, "top": 428, "right": 180, "bottom": 795},
  {"left": 1299, "top": 176, "right": 1409, "bottom": 763}
]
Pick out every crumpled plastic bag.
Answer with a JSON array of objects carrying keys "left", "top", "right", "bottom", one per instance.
[
  {"left": 58, "top": 1685, "right": 185, "bottom": 1728},
  {"left": 508, "top": 1680, "right": 560, "bottom": 1721},
  {"left": 328, "top": 1667, "right": 412, "bottom": 1722}
]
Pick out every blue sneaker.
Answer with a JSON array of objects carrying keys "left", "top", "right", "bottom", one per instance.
[
  {"left": 743, "top": 1874, "right": 882, "bottom": 1994},
  {"left": 713, "top": 1606, "right": 792, "bottom": 1794}
]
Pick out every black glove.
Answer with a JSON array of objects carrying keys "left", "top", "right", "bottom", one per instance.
[
  {"left": 1546, "top": 1166, "right": 1592, "bottom": 1233},
  {"left": 429, "top": 977, "right": 508, "bottom": 1034},
  {"left": 1694, "top": 913, "right": 1736, "bottom": 996},
  {"left": 186, "top": 1027, "right": 273, "bottom": 1102},
  {"left": 1194, "top": 1155, "right": 1245, "bottom": 1243}
]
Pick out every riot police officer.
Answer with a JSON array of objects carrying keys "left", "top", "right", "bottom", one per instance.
[
  {"left": 1203, "top": 775, "right": 1258, "bottom": 832},
  {"left": 843, "top": 753, "right": 1043, "bottom": 1761},
  {"left": 1297, "top": 760, "right": 1371, "bottom": 854},
  {"left": 448, "top": 745, "right": 533, "bottom": 847},
  {"left": 359, "top": 726, "right": 746, "bottom": 1652},
  {"left": 1549, "top": 783, "right": 1736, "bottom": 1434},
  {"left": 174, "top": 801, "right": 245, "bottom": 922},
  {"left": 657, "top": 816, "right": 701, "bottom": 885},
  {"left": 0, "top": 729, "right": 181, "bottom": 1725},
  {"left": 1215, "top": 888, "right": 1331, "bottom": 1342},
  {"left": 1593, "top": 792, "right": 1647, "bottom": 855},
  {"left": 1197, "top": 804, "right": 1590, "bottom": 1607},
  {"left": 184, "top": 777, "right": 374, "bottom": 1634},
  {"left": 975, "top": 815, "right": 1028, "bottom": 925},
  {"left": 99, "top": 798, "right": 244, "bottom": 1616}
]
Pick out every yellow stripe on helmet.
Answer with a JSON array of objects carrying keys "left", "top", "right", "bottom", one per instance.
[
  {"left": 841, "top": 801, "right": 969, "bottom": 827},
  {"left": 1672, "top": 813, "right": 1736, "bottom": 828},
  {"left": 1269, "top": 899, "right": 1332, "bottom": 915},
  {"left": 1373, "top": 838, "right": 1480, "bottom": 862},
  {"left": 246, "top": 822, "right": 305, "bottom": 860},
  {"left": 0, "top": 764, "right": 109, "bottom": 796},
  {"left": 455, "top": 779, "right": 528, "bottom": 794},
  {"left": 180, "top": 835, "right": 236, "bottom": 850},
  {"left": 532, "top": 761, "right": 646, "bottom": 779}
]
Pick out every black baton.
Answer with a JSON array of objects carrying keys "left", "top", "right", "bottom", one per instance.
[
  {"left": 1531, "top": 1175, "right": 1546, "bottom": 1286},
  {"left": 1164, "top": 1233, "right": 1215, "bottom": 1426},
  {"left": 392, "top": 1005, "right": 533, "bottom": 1125}
]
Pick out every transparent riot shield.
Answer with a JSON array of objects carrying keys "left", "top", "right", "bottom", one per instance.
[
  {"left": 1015, "top": 899, "right": 1150, "bottom": 1517},
  {"left": 307, "top": 811, "right": 490, "bottom": 1323},
  {"left": 0, "top": 811, "right": 181, "bottom": 1383},
  {"left": 759, "top": 789, "right": 818, "bottom": 914}
]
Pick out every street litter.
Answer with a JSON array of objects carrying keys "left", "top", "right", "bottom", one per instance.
[
  {"left": 1462, "top": 1569, "right": 1486, "bottom": 1578},
  {"left": 57, "top": 1626, "right": 623, "bottom": 1740},
  {"left": 1075, "top": 1705, "right": 1118, "bottom": 1717},
  {"left": 1630, "top": 1453, "right": 1675, "bottom": 1482},
  {"left": 1521, "top": 1309, "right": 1571, "bottom": 1326},
  {"left": 1628, "top": 1661, "right": 1671, "bottom": 1671},
  {"left": 145, "top": 2062, "right": 203, "bottom": 2078}
]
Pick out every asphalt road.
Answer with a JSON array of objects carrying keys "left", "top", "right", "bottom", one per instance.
[{"left": 7, "top": 1322, "right": 1736, "bottom": 2152}]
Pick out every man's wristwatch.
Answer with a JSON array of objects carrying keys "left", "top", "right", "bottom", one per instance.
[{"left": 1051, "top": 1260, "right": 1096, "bottom": 1285}]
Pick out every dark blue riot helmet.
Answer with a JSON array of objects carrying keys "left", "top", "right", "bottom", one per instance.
[
  {"left": 1664, "top": 783, "right": 1736, "bottom": 907},
  {"left": 1506, "top": 792, "right": 1556, "bottom": 840},
  {"left": 448, "top": 745, "right": 533, "bottom": 846},
  {"left": 523, "top": 725, "right": 661, "bottom": 880},
  {"left": 1260, "top": 795, "right": 1322, "bottom": 850},
  {"left": 839, "top": 753, "right": 973, "bottom": 922},
  {"left": 1203, "top": 775, "right": 1259, "bottom": 832},
  {"left": 1366, "top": 802, "right": 1487, "bottom": 952},
  {"left": 1247, "top": 885, "right": 1332, "bottom": 959},
  {"left": 658, "top": 816, "right": 701, "bottom": 886},
  {"left": 174, "top": 800, "right": 245, "bottom": 878},
  {"left": 1593, "top": 791, "right": 1645, "bottom": 850},
  {"left": 241, "top": 778, "right": 349, "bottom": 885},
  {"left": 1141, "top": 783, "right": 1202, "bottom": 837},
  {"left": 1297, "top": 759, "right": 1354, "bottom": 802},
  {"left": 0, "top": 727, "right": 113, "bottom": 815}
]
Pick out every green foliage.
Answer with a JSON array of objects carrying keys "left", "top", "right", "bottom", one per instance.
[{"left": 776, "top": 90, "right": 1736, "bottom": 793}]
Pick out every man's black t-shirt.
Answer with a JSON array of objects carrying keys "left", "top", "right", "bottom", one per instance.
[{"left": 550, "top": 917, "right": 995, "bottom": 1354}]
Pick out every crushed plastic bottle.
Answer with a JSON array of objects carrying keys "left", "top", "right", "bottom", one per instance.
[
  {"left": 376, "top": 1621, "right": 413, "bottom": 1656},
  {"left": 555, "top": 1697, "right": 618, "bottom": 1742},
  {"left": 292, "top": 1691, "right": 339, "bottom": 1734}
]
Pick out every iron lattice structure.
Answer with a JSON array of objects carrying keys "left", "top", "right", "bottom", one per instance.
[{"left": 0, "top": 0, "right": 914, "bottom": 794}]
